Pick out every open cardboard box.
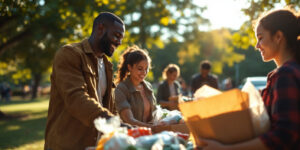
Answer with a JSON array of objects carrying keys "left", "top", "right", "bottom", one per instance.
[
  {"left": 151, "top": 123, "right": 189, "bottom": 134},
  {"left": 179, "top": 87, "right": 270, "bottom": 146}
]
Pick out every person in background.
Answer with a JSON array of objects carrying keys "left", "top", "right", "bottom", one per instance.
[
  {"left": 44, "top": 12, "right": 125, "bottom": 150},
  {"left": 4, "top": 83, "right": 11, "bottom": 102},
  {"left": 190, "top": 60, "right": 219, "bottom": 94},
  {"left": 156, "top": 64, "right": 181, "bottom": 110},
  {"left": 201, "top": 8, "right": 300, "bottom": 150},
  {"left": 114, "top": 45, "right": 156, "bottom": 127},
  {"left": 0, "top": 83, "right": 11, "bottom": 102}
]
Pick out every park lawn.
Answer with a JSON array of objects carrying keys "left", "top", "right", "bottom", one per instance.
[{"left": 0, "top": 96, "right": 49, "bottom": 150}]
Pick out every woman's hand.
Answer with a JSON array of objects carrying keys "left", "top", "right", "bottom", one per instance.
[
  {"left": 120, "top": 109, "right": 152, "bottom": 127},
  {"left": 200, "top": 138, "right": 228, "bottom": 150},
  {"left": 157, "top": 120, "right": 168, "bottom": 126}
]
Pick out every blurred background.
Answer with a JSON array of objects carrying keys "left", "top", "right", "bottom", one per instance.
[{"left": 0, "top": 0, "right": 299, "bottom": 149}]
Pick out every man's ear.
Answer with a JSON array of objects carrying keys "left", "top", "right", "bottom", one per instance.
[{"left": 97, "top": 23, "right": 105, "bottom": 35}]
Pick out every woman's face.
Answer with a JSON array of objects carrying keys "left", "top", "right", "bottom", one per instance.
[
  {"left": 167, "top": 71, "right": 178, "bottom": 82},
  {"left": 255, "top": 24, "right": 279, "bottom": 62},
  {"left": 128, "top": 60, "right": 149, "bottom": 84}
]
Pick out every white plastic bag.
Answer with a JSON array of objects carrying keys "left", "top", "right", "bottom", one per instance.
[
  {"left": 152, "top": 105, "right": 182, "bottom": 125},
  {"left": 135, "top": 131, "right": 185, "bottom": 150},
  {"left": 103, "top": 133, "right": 136, "bottom": 150},
  {"left": 241, "top": 81, "right": 270, "bottom": 136},
  {"left": 94, "top": 116, "right": 130, "bottom": 150}
]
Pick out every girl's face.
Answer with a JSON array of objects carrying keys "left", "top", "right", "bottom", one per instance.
[
  {"left": 255, "top": 24, "right": 279, "bottom": 62},
  {"left": 167, "top": 71, "right": 178, "bottom": 82},
  {"left": 128, "top": 60, "right": 149, "bottom": 84}
]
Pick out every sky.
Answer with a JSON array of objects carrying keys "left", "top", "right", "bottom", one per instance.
[{"left": 194, "top": 0, "right": 250, "bottom": 30}]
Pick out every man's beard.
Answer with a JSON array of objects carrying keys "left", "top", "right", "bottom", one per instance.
[{"left": 98, "top": 32, "right": 114, "bottom": 57}]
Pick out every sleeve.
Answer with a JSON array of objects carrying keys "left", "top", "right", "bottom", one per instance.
[
  {"left": 114, "top": 84, "right": 131, "bottom": 113},
  {"left": 259, "top": 70, "right": 300, "bottom": 149},
  {"left": 156, "top": 82, "right": 168, "bottom": 103},
  {"left": 53, "top": 46, "right": 114, "bottom": 127}
]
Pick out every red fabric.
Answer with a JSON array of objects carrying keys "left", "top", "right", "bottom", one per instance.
[{"left": 260, "top": 60, "right": 300, "bottom": 150}]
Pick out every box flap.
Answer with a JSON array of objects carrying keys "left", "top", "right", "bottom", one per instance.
[{"left": 180, "top": 89, "right": 249, "bottom": 119}]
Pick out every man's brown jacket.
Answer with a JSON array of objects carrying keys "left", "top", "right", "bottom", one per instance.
[{"left": 44, "top": 39, "right": 116, "bottom": 150}]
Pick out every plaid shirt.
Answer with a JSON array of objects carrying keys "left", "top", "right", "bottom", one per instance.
[{"left": 260, "top": 60, "right": 300, "bottom": 150}]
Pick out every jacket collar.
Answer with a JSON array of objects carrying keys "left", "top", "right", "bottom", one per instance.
[
  {"left": 82, "top": 39, "right": 94, "bottom": 54},
  {"left": 103, "top": 55, "right": 113, "bottom": 70},
  {"left": 82, "top": 39, "right": 113, "bottom": 69},
  {"left": 162, "top": 80, "right": 169, "bottom": 86},
  {"left": 124, "top": 77, "right": 153, "bottom": 93},
  {"left": 162, "top": 80, "right": 178, "bottom": 88}
]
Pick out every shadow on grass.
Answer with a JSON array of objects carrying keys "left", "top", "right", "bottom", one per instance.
[
  {"left": 0, "top": 113, "right": 47, "bottom": 149},
  {"left": 0, "top": 100, "right": 37, "bottom": 107},
  {"left": 0, "top": 97, "right": 48, "bottom": 107},
  {"left": 0, "top": 109, "right": 47, "bottom": 120},
  {"left": 0, "top": 111, "right": 28, "bottom": 121}
]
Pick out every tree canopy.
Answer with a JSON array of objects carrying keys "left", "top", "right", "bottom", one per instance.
[
  {"left": 0, "top": 0, "right": 208, "bottom": 97},
  {"left": 0, "top": 0, "right": 297, "bottom": 97}
]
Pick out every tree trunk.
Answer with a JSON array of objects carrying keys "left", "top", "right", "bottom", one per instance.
[
  {"left": 31, "top": 73, "right": 42, "bottom": 99},
  {"left": 139, "top": 1, "right": 147, "bottom": 48}
]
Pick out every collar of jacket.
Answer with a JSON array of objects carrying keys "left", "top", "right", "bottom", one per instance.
[
  {"left": 82, "top": 38, "right": 113, "bottom": 69},
  {"left": 162, "top": 80, "right": 179, "bottom": 88},
  {"left": 124, "top": 76, "right": 153, "bottom": 93}
]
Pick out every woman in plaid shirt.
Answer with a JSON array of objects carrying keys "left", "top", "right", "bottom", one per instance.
[{"left": 201, "top": 8, "right": 300, "bottom": 150}]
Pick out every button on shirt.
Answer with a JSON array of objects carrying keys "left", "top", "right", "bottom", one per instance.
[{"left": 97, "top": 58, "right": 107, "bottom": 104}]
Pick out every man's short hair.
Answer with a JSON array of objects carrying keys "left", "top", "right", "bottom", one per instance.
[
  {"left": 92, "top": 12, "right": 124, "bottom": 31},
  {"left": 200, "top": 60, "right": 211, "bottom": 70}
]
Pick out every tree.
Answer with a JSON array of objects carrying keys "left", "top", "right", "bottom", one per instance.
[
  {"left": 0, "top": 0, "right": 94, "bottom": 98},
  {"left": 233, "top": 0, "right": 299, "bottom": 50},
  {"left": 1, "top": 0, "right": 208, "bottom": 98},
  {"left": 175, "top": 28, "right": 245, "bottom": 83},
  {"left": 120, "top": 0, "right": 208, "bottom": 49},
  {"left": 221, "top": 47, "right": 276, "bottom": 86},
  {"left": 229, "top": 0, "right": 299, "bottom": 86},
  {"left": 60, "top": 0, "right": 209, "bottom": 82},
  {"left": 150, "top": 40, "right": 182, "bottom": 82}
]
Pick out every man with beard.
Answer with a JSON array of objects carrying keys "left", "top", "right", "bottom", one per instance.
[{"left": 44, "top": 12, "right": 125, "bottom": 150}]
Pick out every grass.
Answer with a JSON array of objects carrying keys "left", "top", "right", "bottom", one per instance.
[{"left": 0, "top": 96, "right": 49, "bottom": 150}]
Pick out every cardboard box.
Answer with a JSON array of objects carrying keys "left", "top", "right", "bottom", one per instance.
[
  {"left": 151, "top": 123, "right": 189, "bottom": 134},
  {"left": 179, "top": 89, "right": 268, "bottom": 146}
]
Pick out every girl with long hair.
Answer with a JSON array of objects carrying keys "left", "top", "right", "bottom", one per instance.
[
  {"left": 114, "top": 45, "right": 156, "bottom": 127},
  {"left": 201, "top": 8, "right": 300, "bottom": 150}
]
